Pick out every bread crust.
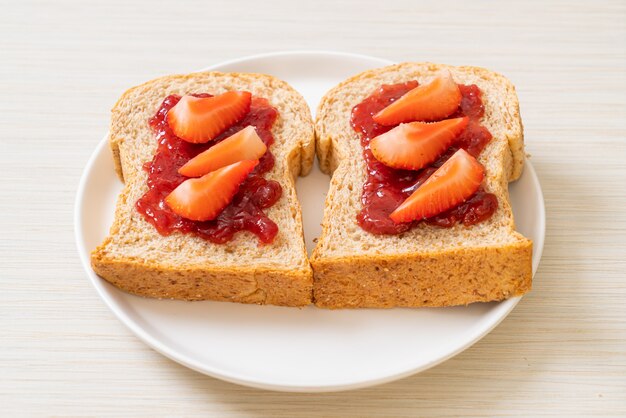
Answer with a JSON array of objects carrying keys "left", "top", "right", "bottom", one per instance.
[
  {"left": 311, "top": 62, "right": 533, "bottom": 309},
  {"left": 313, "top": 242, "right": 532, "bottom": 308},
  {"left": 92, "top": 72, "right": 315, "bottom": 307},
  {"left": 91, "top": 252, "right": 313, "bottom": 306}
]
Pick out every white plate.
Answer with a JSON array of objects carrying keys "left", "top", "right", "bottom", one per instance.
[{"left": 75, "top": 51, "right": 545, "bottom": 392}]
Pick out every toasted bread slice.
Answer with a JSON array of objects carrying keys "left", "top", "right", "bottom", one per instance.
[
  {"left": 91, "top": 72, "right": 315, "bottom": 306},
  {"left": 312, "top": 63, "right": 532, "bottom": 308}
]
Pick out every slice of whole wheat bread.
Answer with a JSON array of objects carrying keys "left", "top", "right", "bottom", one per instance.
[
  {"left": 91, "top": 72, "right": 315, "bottom": 306},
  {"left": 311, "top": 62, "right": 533, "bottom": 308}
]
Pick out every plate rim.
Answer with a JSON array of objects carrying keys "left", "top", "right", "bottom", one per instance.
[{"left": 74, "top": 50, "right": 545, "bottom": 392}]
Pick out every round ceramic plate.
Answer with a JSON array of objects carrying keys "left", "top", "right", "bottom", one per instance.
[{"left": 75, "top": 51, "right": 545, "bottom": 392}]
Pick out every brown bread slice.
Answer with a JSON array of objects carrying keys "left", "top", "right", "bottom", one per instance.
[
  {"left": 311, "top": 63, "right": 533, "bottom": 308},
  {"left": 91, "top": 72, "right": 315, "bottom": 306}
]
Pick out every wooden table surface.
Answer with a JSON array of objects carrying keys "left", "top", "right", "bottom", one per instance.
[{"left": 2, "top": 0, "right": 625, "bottom": 416}]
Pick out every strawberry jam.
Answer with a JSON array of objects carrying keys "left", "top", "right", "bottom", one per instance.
[
  {"left": 136, "top": 93, "right": 282, "bottom": 244},
  {"left": 351, "top": 82, "right": 497, "bottom": 235}
]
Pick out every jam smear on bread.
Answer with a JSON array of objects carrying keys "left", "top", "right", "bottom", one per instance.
[
  {"left": 136, "top": 93, "right": 282, "bottom": 244},
  {"left": 351, "top": 80, "right": 497, "bottom": 235}
]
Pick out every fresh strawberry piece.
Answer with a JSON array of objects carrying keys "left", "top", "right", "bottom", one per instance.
[
  {"left": 373, "top": 71, "right": 462, "bottom": 125},
  {"left": 178, "top": 126, "right": 267, "bottom": 177},
  {"left": 390, "top": 149, "right": 484, "bottom": 223},
  {"left": 165, "top": 160, "right": 258, "bottom": 221},
  {"left": 166, "top": 91, "right": 251, "bottom": 143},
  {"left": 370, "top": 116, "right": 469, "bottom": 170}
]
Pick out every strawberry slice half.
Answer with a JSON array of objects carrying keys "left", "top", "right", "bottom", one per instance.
[
  {"left": 390, "top": 149, "right": 484, "bottom": 223},
  {"left": 370, "top": 116, "right": 469, "bottom": 170},
  {"left": 165, "top": 160, "right": 258, "bottom": 221},
  {"left": 178, "top": 126, "right": 267, "bottom": 177},
  {"left": 166, "top": 91, "right": 252, "bottom": 143},
  {"left": 373, "top": 71, "right": 462, "bottom": 125}
]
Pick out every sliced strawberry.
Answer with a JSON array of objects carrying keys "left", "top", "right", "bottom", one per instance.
[
  {"left": 370, "top": 117, "right": 469, "bottom": 170},
  {"left": 178, "top": 126, "right": 267, "bottom": 177},
  {"left": 390, "top": 149, "right": 484, "bottom": 223},
  {"left": 165, "top": 160, "right": 258, "bottom": 221},
  {"left": 166, "top": 91, "right": 251, "bottom": 143},
  {"left": 373, "top": 71, "right": 462, "bottom": 125}
]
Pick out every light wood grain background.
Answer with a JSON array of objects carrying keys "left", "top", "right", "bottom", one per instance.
[{"left": 2, "top": 0, "right": 625, "bottom": 416}]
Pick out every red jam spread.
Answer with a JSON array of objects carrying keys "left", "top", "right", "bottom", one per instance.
[
  {"left": 136, "top": 93, "right": 282, "bottom": 244},
  {"left": 351, "top": 81, "right": 498, "bottom": 235}
]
